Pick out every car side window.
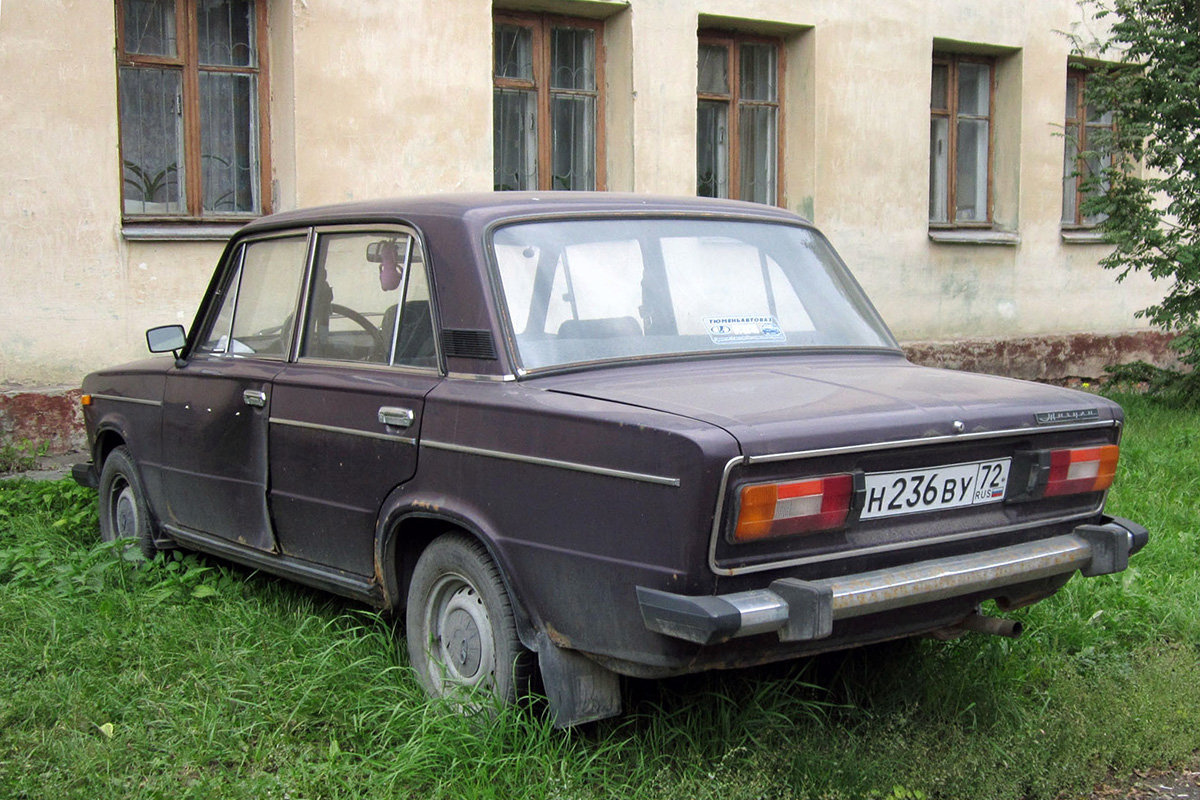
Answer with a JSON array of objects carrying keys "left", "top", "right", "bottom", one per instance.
[
  {"left": 222, "top": 237, "right": 310, "bottom": 358},
  {"left": 299, "top": 231, "right": 437, "bottom": 369},
  {"left": 392, "top": 246, "right": 436, "bottom": 369},
  {"left": 197, "top": 247, "right": 244, "bottom": 354}
]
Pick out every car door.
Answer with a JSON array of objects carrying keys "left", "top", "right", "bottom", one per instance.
[
  {"left": 267, "top": 228, "right": 442, "bottom": 575},
  {"left": 160, "top": 232, "right": 311, "bottom": 551}
]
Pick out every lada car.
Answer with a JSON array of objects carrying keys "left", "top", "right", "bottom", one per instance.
[{"left": 74, "top": 193, "right": 1148, "bottom": 725}]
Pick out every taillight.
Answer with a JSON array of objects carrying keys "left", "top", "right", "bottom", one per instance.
[
  {"left": 1043, "top": 445, "right": 1119, "bottom": 497},
  {"left": 732, "top": 474, "right": 854, "bottom": 542}
]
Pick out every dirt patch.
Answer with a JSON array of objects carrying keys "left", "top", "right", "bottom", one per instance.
[
  {"left": 1079, "top": 766, "right": 1200, "bottom": 800},
  {"left": 0, "top": 449, "right": 86, "bottom": 482}
]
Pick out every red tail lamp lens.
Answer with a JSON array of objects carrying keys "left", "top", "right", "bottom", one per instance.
[
  {"left": 733, "top": 474, "right": 854, "bottom": 542},
  {"left": 1043, "top": 445, "right": 1119, "bottom": 497}
]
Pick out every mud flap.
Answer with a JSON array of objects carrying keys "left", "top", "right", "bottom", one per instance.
[{"left": 536, "top": 632, "right": 622, "bottom": 727}]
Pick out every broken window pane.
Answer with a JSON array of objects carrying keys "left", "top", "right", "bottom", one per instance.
[
  {"left": 495, "top": 24, "right": 534, "bottom": 81},
  {"left": 124, "top": 0, "right": 177, "bottom": 57},
  {"left": 120, "top": 66, "right": 186, "bottom": 215}
]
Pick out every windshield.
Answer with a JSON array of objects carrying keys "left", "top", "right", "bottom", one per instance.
[{"left": 491, "top": 218, "right": 897, "bottom": 371}]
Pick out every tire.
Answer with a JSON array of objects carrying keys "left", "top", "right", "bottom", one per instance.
[
  {"left": 406, "top": 533, "right": 534, "bottom": 710},
  {"left": 97, "top": 445, "right": 158, "bottom": 560}
]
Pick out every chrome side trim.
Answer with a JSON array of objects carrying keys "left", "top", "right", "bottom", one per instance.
[
  {"left": 446, "top": 371, "right": 518, "bottom": 382},
  {"left": 90, "top": 393, "right": 163, "bottom": 408},
  {"left": 422, "top": 439, "right": 681, "bottom": 488},
  {"left": 269, "top": 417, "right": 417, "bottom": 445},
  {"left": 744, "top": 420, "right": 1117, "bottom": 465}
]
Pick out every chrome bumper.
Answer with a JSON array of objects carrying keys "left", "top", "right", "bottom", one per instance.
[{"left": 636, "top": 516, "right": 1148, "bottom": 645}]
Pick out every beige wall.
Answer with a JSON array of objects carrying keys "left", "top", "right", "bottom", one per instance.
[{"left": 0, "top": 0, "right": 1164, "bottom": 391}]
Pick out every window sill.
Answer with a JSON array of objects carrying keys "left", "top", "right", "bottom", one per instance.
[
  {"left": 927, "top": 228, "right": 1020, "bottom": 246},
  {"left": 121, "top": 222, "right": 246, "bottom": 242},
  {"left": 1060, "top": 228, "right": 1108, "bottom": 244}
]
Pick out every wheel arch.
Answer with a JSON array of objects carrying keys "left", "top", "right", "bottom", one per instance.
[
  {"left": 93, "top": 425, "right": 127, "bottom": 467},
  {"left": 375, "top": 501, "right": 542, "bottom": 653}
]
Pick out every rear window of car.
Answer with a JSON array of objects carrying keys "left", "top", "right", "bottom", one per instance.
[{"left": 491, "top": 217, "right": 897, "bottom": 371}]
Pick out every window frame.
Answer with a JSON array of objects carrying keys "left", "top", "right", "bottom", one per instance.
[
  {"left": 1062, "top": 66, "right": 1117, "bottom": 229},
  {"left": 696, "top": 30, "right": 785, "bottom": 206},
  {"left": 492, "top": 10, "right": 606, "bottom": 192},
  {"left": 115, "top": 0, "right": 272, "bottom": 222},
  {"left": 930, "top": 53, "right": 995, "bottom": 228}
]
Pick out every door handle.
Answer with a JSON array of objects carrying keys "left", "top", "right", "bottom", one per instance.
[
  {"left": 243, "top": 389, "right": 267, "bottom": 408},
  {"left": 378, "top": 406, "right": 414, "bottom": 428}
]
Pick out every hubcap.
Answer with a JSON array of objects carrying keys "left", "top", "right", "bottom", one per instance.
[
  {"left": 425, "top": 575, "right": 495, "bottom": 692},
  {"left": 108, "top": 479, "right": 138, "bottom": 541}
]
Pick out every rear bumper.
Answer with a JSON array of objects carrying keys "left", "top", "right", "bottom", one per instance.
[{"left": 637, "top": 516, "right": 1148, "bottom": 645}]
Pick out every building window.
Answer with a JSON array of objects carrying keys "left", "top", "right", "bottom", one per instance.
[
  {"left": 493, "top": 12, "right": 604, "bottom": 192},
  {"left": 1062, "top": 68, "right": 1115, "bottom": 227},
  {"left": 697, "top": 34, "right": 782, "bottom": 205},
  {"left": 117, "top": 0, "right": 270, "bottom": 219},
  {"left": 930, "top": 55, "right": 994, "bottom": 225}
]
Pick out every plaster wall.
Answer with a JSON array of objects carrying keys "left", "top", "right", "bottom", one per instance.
[{"left": 0, "top": 0, "right": 1169, "bottom": 397}]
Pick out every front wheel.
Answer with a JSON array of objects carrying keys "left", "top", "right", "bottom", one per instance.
[
  {"left": 97, "top": 446, "right": 158, "bottom": 560},
  {"left": 406, "top": 533, "right": 534, "bottom": 710}
]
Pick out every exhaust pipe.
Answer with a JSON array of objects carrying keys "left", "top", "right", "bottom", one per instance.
[{"left": 958, "top": 612, "right": 1023, "bottom": 639}]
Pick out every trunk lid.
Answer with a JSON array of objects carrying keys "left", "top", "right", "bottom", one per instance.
[{"left": 535, "top": 353, "right": 1119, "bottom": 455}]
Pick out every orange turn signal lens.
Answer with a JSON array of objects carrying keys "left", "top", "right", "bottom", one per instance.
[
  {"left": 733, "top": 474, "right": 854, "bottom": 542},
  {"left": 80, "top": 394, "right": 92, "bottom": 407},
  {"left": 1043, "top": 445, "right": 1119, "bottom": 497}
]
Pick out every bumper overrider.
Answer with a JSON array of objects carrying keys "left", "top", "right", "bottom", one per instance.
[{"left": 637, "top": 516, "right": 1148, "bottom": 646}]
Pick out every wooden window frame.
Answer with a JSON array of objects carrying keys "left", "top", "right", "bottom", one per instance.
[
  {"left": 492, "top": 11, "right": 606, "bottom": 192},
  {"left": 697, "top": 31, "right": 785, "bottom": 206},
  {"left": 930, "top": 54, "right": 995, "bottom": 228},
  {"left": 116, "top": 0, "right": 272, "bottom": 221},
  {"left": 1063, "top": 67, "right": 1117, "bottom": 228}
]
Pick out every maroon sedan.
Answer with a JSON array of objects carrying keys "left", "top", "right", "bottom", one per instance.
[{"left": 75, "top": 193, "right": 1146, "bottom": 725}]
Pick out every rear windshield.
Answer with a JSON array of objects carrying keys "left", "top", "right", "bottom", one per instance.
[{"left": 491, "top": 217, "right": 897, "bottom": 371}]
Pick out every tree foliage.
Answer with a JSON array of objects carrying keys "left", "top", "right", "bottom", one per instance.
[{"left": 1079, "top": 0, "right": 1200, "bottom": 402}]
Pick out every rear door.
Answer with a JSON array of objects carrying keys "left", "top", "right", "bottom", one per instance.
[
  {"left": 267, "top": 228, "right": 442, "bottom": 575},
  {"left": 160, "top": 232, "right": 312, "bottom": 551}
]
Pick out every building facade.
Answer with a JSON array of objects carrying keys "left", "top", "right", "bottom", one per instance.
[{"left": 0, "top": 0, "right": 1169, "bottom": 449}]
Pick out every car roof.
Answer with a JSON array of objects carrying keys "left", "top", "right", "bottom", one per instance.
[{"left": 237, "top": 192, "right": 809, "bottom": 236}]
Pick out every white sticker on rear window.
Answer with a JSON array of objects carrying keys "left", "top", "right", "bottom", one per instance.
[{"left": 704, "top": 315, "right": 786, "bottom": 344}]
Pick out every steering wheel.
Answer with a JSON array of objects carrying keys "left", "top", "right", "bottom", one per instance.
[{"left": 329, "top": 303, "right": 386, "bottom": 357}]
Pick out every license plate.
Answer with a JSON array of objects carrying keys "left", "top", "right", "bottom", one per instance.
[{"left": 860, "top": 458, "right": 1011, "bottom": 520}]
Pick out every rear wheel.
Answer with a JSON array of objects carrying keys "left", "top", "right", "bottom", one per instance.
[
  {"left": 97, "top": 446, "right": 157, "bottom": 560},
  {"left": 406, "top": 533, "right": 534, "bottom": 710}
]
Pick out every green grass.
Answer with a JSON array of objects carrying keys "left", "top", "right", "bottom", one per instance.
[{"left": 1, "top": 392, "right": 1198, "bottom": 799}]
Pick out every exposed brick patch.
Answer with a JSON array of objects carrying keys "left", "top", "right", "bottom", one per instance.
[
  {"left": 0, "top": 387, "right": 86, "bottom": 455},
  {"left": 903, "top": 330, "right": 1179, "bottom": 383}
]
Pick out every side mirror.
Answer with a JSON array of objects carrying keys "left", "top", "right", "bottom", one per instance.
[{"left": 146, "top": 324, "right": 186, "bottom": 354}]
